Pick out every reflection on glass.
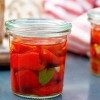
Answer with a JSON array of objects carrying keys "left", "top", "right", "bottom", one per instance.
[{"left": 49, "top": 95, "right": 62, "bottom": 100}]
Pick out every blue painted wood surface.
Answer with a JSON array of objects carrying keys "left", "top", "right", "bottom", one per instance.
[{"left": 0, "top": 53, "right": 100, "bottom": 100}]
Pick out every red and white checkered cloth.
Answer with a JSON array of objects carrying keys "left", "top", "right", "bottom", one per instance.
[{"left": 43, "top": 0, "right": 100, "bottom": 56}]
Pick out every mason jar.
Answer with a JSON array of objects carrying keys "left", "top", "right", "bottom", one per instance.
[
  {"left": 5, "top": 19, "right": 72, "bottom": 99},
  {"left": 88, "top": 8, "right": 100, "bottom": 76}
]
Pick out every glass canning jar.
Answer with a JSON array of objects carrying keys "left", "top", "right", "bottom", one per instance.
[
  {"left": 5, "top": 19, "right": 72, "bottom": 99},
  {"left": 88, "top": 8, "right": 100, "bottom": 76}
]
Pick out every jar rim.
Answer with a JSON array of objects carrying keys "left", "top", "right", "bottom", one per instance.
[
  {"left": 87, "top": 7, "right": 100, "bottom": 25},
  {"left": 5, "top": 18, "right": 72, "bottom": 38}
]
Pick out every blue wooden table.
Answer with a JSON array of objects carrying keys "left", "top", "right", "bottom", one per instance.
[{"left": 0, "top": 53, "right": 100, "bottom": 100}]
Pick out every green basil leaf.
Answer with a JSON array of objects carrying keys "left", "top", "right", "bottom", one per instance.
[{"left": 39, "top": 68, "right": 54, "bottom": 85}]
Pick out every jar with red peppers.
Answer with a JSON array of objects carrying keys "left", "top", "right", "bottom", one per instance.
[
  {"left": 88, "top": 8, "right": 100, "bottom": 76},
  {"left": 5, "top": 19, "right": 72, "bottom": 99}
]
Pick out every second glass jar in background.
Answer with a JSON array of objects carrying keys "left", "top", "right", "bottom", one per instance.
[
  {"left": 88, "top": 8, "right": 100, "bottom": 76},
  {"left": 5, "top": 19, "right": 72, "bottom": 99}
]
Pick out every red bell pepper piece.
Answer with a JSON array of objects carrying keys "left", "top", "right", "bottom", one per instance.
[
  {"left": 34, "top": 82, "right": 62, "bottom": 96},
  {"left": 40, "top": 49, "right": 63, "bottom": 67},
  {"left": 16, "top": 70, "right": 40, "bottom": 94},
  {"left": 11, "top": 52, "right": 44, "bottom": 71}
]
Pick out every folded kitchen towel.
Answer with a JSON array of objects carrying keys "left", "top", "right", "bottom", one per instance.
[
  {"left": 43, "top": 0, "right": 100, "bottom": 21},
  {"left": 68, "top": 13, "right": 90, "bottom": 56},
  {"left": 43, "top": 0, "right": 100, "bottom": 56}
]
